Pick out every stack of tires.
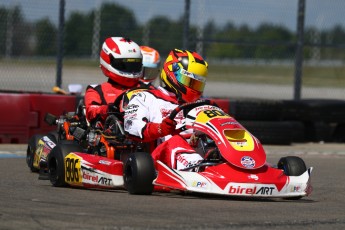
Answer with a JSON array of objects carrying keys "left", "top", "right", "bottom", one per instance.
[
  {"left": 281, "top": 99, "right": 345, "bottom": 143},
  {"left": 227, "top": 98, "right": 345, "bottom": 145}
]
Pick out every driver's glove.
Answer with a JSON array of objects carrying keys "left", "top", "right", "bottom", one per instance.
[
  {"left": 143, "top": 117, "right": 176, "bottom": 141},
  {"left": 107, "top": 103, "right": 118, "bottom": 113}
]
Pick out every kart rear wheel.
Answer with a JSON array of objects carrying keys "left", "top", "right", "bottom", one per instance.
[
  {"left": 124, "top": 152, "right": 156, "bottom": 195},
  {"left": 48, "top": 141, "right": 83, "bottom": 187},
  {"left": 277, "top": 156, "right": 307, "bottom": 176},
  {"left": 26, "top": 134, "right": 44, "bottom": 172}
]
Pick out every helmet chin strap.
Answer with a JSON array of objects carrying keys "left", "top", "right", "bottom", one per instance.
[{"left": 107, "top": 78, "right": 128, "bottom": 89}]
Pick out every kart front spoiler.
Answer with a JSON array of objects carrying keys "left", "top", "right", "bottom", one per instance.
[{"left": 153, "top": 161, "right": 313, "bottom": 198}]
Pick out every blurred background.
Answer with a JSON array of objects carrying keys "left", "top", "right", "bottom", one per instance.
[{"left": 0, "top": 0, "right": 344, "bottom": 100}]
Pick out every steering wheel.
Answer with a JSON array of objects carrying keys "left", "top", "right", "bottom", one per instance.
[{"left": 168, "top": 99, "right": 217, "bottom": 132}]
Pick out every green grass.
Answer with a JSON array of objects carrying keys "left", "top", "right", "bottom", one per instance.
[
  {"left": 1, "top": 59, "right": 344, "bottom": 88},
  {"left": 208, "top": 64, "right": 345, "bottom": 88}
]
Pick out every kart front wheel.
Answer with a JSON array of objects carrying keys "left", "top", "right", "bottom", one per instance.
[
  {"left": 124, "top": 152, "right": 156, "bottom": 195},
  {"left": 278, "top": 156, "right": 307, "bottom": 200},
  {"left": 48, "top": 142, "right": 83, "bottom": 187},
  {"left": 277, "top": 156, "right": 307, "bottom": 176}
]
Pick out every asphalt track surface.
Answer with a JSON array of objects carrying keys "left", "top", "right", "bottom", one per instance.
[{"left": 1, "top": 143, "right": 345, "bottom": 230}]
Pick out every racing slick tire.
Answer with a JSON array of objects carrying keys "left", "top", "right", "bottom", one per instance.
[
  {"left": 48, "top": 141, "right": 83, "bottom": 187},
  {"left": 26, "top": 134, "right": 44, "bottom": 172},
  {"left": 277, "top": 156, "right": 307, "bottom": 176},
  {"left": 124, "top": 152, "right": 156, "bottom": 195},
  {"left": 277, "top": 156, "right": 307, "bottom": 200}
]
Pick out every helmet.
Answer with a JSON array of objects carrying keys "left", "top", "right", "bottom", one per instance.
[
  {"left": 100, "top": 37, "right": 143, "bottom": 87},
  {"left": 140, "top": 46, "right": 161, "bottom": 82},
  {"left": 161, "top": 49, "right": 208, "bottom": 103}
]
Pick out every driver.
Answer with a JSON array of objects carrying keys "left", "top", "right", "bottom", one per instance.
[
  {"left": 84, "top": 37, "right": 143, "bottom": 123},
  {"left": 124, "top": 49, "right": 208, "bottom": 170}
]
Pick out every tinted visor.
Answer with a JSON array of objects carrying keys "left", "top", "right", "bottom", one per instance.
[
  {"left": 143, "top": 67, "right": 160, "bottom": 80},
  {"left": 175, "top": 69, "right": 206, "bottom": 92},
  {"left": 110, "top": 56, "right": 142, "bottom": 73}
]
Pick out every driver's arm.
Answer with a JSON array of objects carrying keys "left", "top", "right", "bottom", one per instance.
[{"left": 124, "top": 92, "right": 176, "bottom": 142}]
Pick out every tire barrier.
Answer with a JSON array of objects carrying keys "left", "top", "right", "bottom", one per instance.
[
  {"left": 0, "top": 91, "right": 77, "bottom": 143},
  {"left": 1, "top": 92, "right": 344, "bottom": 145},
  {"left": 230, "top": 99, "right": 345, "bottom": 145},
  {"left": 241, "top": 121, "right": 305, "bottom": 145}
]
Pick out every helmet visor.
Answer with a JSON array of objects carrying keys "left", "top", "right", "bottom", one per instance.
[
  {"left": 143, "top": 67, "right": 160, "bottom": 80},
  {"left": 110, "top": 56, "right": 143, "bottom": 73},
  {"left": 175, "top": 69, "right": 206, "bottom": 92}
]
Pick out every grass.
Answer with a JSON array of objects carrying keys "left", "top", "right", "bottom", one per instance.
[
  {"left": 1, "top": 59, "right": 344, "bottom": 88},
  {"left": 208, "top": 64, "right": 345, "bottom": 88}
]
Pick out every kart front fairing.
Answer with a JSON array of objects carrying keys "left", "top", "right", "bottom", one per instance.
[
  {"left": 154, "top": 160, "right": 312, "bottom": 198},
  {"left": 185, "top": 105, "right": 266, "bottom": 170},
  {"left": 63, "top": 152, "right": 124, "bottom": 189},
  {"left": 153, "top": 105, "right": 313, "bottom": 198}
]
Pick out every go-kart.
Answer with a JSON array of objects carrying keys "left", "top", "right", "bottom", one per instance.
[
  {"left": 153, "top": 100, "right": 313, "bottom": 199},
  {"left": 44, "top": 100, "right": 312, "bottom": 199},
  {"left": 26, "top": 99, "right": 88, "bottom": 175},
  {"left": 26, "top": 92, "right": 139, "bottom": 174}
]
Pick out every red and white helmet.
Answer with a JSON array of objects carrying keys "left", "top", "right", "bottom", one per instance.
[
  {"left": 140, "top": 46, "right": 161, "bottom": 82},
  {"left": 100, "top": 37, "right": 143, "bottom": 87}
]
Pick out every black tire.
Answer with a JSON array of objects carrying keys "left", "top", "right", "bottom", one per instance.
[
  {"left": 47, "top": 131, "right": 59, "bottom": 144},
  {"left": 230, "top": 99, "right": 283, "bottom": 121},
  {"left": 48, "top": 142, "right": 83, "bottom": 187},
  {"left": 26, "top": 134, "right": 44, "bottom": 172},
  {"left": 278, "top": 156, "right": 307, "bottom": 200},
  {"left": 277, "top": 156, "right": 307, "bottom": 176},
  {"left": 124, "top": 152, "right": 156, "bottom": 195},
  {"left": 282, "top": 99, "right": 345, "bottom": 123}
]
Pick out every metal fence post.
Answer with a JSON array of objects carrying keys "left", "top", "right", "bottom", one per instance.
[
  {"left": 56, "top": 0, "right": 65, "bottom": 88},
  {"left": 294, "top": 0, "right": 306, "bottom": 100},
  {"left": 183, "top": 0, "right": 190, "bottom": 50}
]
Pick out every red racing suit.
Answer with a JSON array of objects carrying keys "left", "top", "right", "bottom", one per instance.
[
  {"left": 84, "top": 79, "right": 130, "bottom": 122},
  {"left": 124, "top": 87, "right": 203, "bottom": 170}
]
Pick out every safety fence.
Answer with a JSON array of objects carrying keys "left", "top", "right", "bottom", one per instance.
[{"left": 0, "top": 0, "right": 344, "bottom": 99}]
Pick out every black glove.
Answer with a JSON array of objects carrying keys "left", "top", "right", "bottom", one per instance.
[{"left": 107, "top": 103, "right": 118, "bottom": 113}]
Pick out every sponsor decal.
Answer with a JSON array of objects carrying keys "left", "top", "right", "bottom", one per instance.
[
  {"left": 241, "top": 156, "right": 255, "bottom": 168},
  {"left": 248, "top": 174, "right": 259, "bottom": 181},
  {"left": 99, "top": 160, "right": 112, "bottom": 165},
  {"left": 234, "top": 141, "right": 248, "bottom": 148},
  {"left": 125, "top": 108, "right": 138, "bottom": 115},
  {"left": 192, "top": 181, "right": 207, "bottom": 188},
  {"left": 33, "top": 141, "right": 44, "bottom": 168},
  {"left": 291, "top": 185, "right": 302, "bottom": 192},
  {"left": 194, "top": 105, "right": 220, "bottom": 111},
  {"left": 220, "top": 121, "right": 238, "bottom": 126},
  {"left": 229, "top": 185, "right": 275, "bottom": 195},
  {"left": 126, "top": 104, "right": 139, "bottom": 110},
  {"left": 82, "top": 170, "right": 112, "bottom": 186},
  {"left": 98, "top": 177, "right": 113, "bottom": 186},
  {"left": 83, "top": 171, "right": 98, "bottom": 183},
  {"left": 176, "top": 154, "right": 189, "bottom": 167},
  {"left": 42, "top": 136, "right": 56, "bottom": 149}
]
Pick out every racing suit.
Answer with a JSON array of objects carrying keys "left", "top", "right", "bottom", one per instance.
[
  {"left": 85, "top": 79, "right": 131, "bottom": 122},
  {"left": 124, "top": 87, "right": 203, "bottom": 170}
]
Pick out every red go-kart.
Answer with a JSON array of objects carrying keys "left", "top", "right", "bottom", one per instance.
[{"left": 46, "top": 100, "right": 313, "bottom": 199}]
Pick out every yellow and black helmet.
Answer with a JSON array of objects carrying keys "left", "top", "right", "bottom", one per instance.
[{"left": 160, "top": 49, "right": 208, "bottom": 103}]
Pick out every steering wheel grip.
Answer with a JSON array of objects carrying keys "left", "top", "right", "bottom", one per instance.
[{"left": 168, "top": 99, "right": 216, "bottom": 120}]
